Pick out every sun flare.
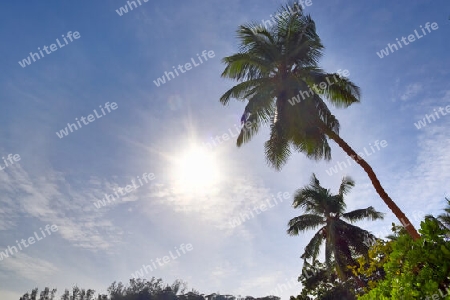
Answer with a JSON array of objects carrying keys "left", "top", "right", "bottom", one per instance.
[{"left": 173, "top": 146, "right": 220, "bottom": 192}]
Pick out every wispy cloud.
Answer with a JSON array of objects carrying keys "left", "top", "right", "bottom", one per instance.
[
  {"left": 0, "top": 252, "right": 58, "bottom": 281},
  {"left": 401, "top": 83, "right": 423, "bottom": 101},
  {"left": 0, "top": 164, "right": 123, "bottom": 251},
  {"left": 391, "top": 124, "right": 450, "bottom": 221}
]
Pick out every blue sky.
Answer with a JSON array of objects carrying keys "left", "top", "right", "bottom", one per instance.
[{"left": 0, "top": 0, "right": 449, "bottom": 299}]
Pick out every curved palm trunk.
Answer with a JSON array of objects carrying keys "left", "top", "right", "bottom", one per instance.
[{"left": 322, "top": 126, "right": 421, "bottom": 241}]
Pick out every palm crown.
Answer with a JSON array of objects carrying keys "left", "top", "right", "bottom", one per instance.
[{"left": 220, "top": 4, "right": 360, "bottom": 169}]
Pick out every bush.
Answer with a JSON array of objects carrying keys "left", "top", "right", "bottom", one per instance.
[{"left": 358, "top": 218, "right": 450, "bottom": 299}]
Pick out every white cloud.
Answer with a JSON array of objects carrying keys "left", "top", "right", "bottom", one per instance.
[
  {"left": 392, "top": 124, "right": 450, "bottom": 222},
  {"left": 400, "top": 83, "right": 422, "bottom": 101},
  {"left": 0, "top": 164, "right": 123, "bottom": 251},
  {"left": 0, "top": 252, "right": 58, "bottom": 282}
]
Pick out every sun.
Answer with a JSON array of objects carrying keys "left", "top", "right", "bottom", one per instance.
[{"left": 173, "top": 146, "right": 220, "bottom": 192}]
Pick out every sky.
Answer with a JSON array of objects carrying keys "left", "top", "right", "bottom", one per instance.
[{"left": 0, "top": 0, "right": 449, "bottom": 299}]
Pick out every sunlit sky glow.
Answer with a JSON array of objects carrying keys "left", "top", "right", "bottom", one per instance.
[{"left": 0, "top": 1, "right": 449, "bottom": 299}]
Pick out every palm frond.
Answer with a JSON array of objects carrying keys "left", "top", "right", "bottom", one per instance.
[
  {"left": 292, "top": 174, "right": 332, "bottom": 214},
  {"left": 264, "top": 121, "right": 291, "bottom": 170},
  {"left": 287, "top": 214, "right": 325, "bottom": 236},
  {"left": 219, "top": 78, "right": 261, "bottom": 105},
  {"left": 300, "top": 227, "right": 326, "bottom": 260},
  {"left": 306, "top": 72, "right": 361, "bottom": 108},
  {"left": 342, "top": 206, "right": 385, "bottom": 223},
  {"left": 221, "top": 52, "right": 271, "bottom": 82},
  {"left": 338, "top": 176, "right": 355, "bottom": 196}
]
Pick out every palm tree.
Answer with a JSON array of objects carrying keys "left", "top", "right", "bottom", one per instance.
[
  {"left": 438, "top": 197, "right": 450, "bottom": 230},
  {"left": 287, "top": 174, "right": 384, "bottom": 280},
  {"left": 219, "top": 2, "right": 420, "bottom": 240}
]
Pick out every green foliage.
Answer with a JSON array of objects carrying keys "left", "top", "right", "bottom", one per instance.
[
  {"left": 291, "top": 260, "right": 358, "bottom": 300},
  {"left": 19, "top": 287, "right": 96, "bottom": 300},
  {"left": 108, "top": 278, "right": 186, "bottom": 300},
  {"left": 358, "top": 218, "right": 450, "bottom": 299},
  {"left": 19, "top": 278, "right": 280, "bottom": 300},
  {"left": 350, "top": 238, "right": 391, "bottom": 294},
  {"left": 19, "top": 287, "right": 58, "bottom": 300}
]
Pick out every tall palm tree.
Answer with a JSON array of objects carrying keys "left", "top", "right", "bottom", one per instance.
[
  {"left": 219, "top": 2, "right": 420, "bottom": 240},
  {"left": 287, "top": 174, "right": 384, "bottom": 280}
]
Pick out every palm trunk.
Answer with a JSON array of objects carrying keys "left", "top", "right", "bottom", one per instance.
[{"left": 322, "top": 126, "right": 421, "bottom": 241}]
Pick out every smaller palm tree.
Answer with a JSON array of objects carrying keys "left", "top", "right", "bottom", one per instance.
[
  {"left": 438, "top": 197, "right": 450, "bottom": 230},
  {"left": 287, "top": 174, "right": 384, "bottom": 280}
]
